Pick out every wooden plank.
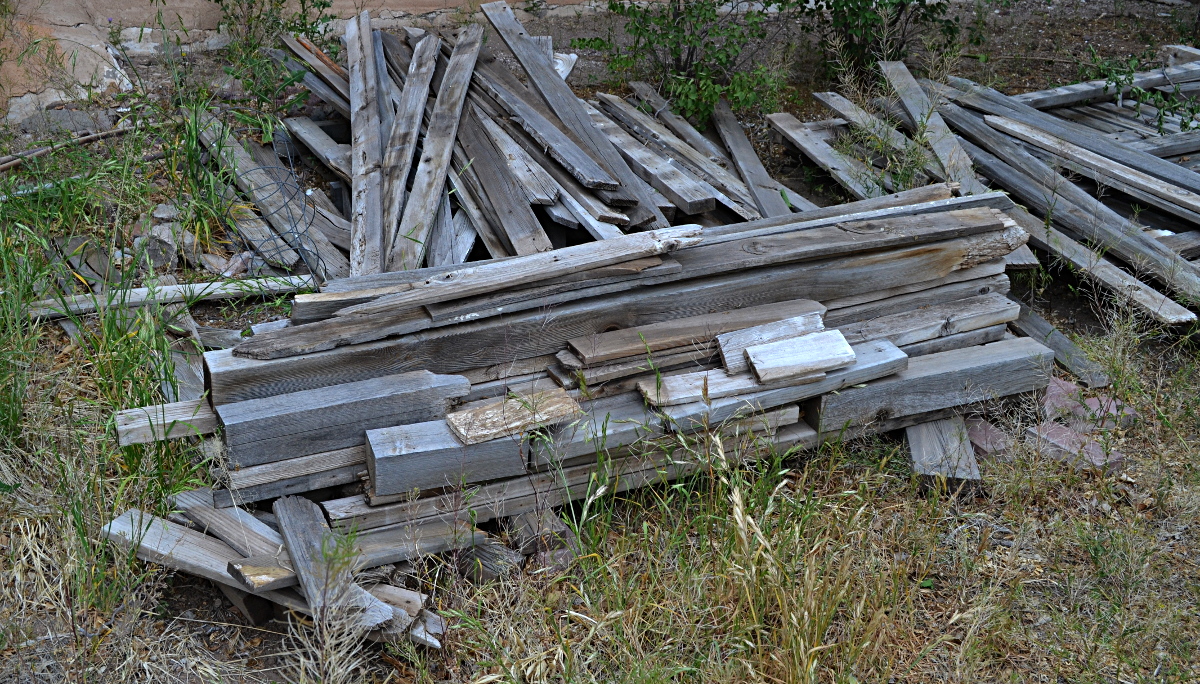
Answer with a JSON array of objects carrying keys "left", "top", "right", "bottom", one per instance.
[
  {"left": 450, "top": 149, "right": 512, "bottom": 258},
  {"left": 878, "top": 61, "right": 988, "bottom": 195},
  {"left": 274, "top": 496, "right": 392, "bottom": 628},
  {"left": 806, "top": 338, "right": 1054, "bottom": 432},
  {"left": 906, "top": 416, "right": 980, "bottom": 481},
  {"left": 103, "top": 509, "right": 245, "bottom": 589},
  {"left": 584, "top": 102, "right": 716, "bottom": 214},
  {"left": 115, "top": 398, "right": 216, "bottom": 446},
  {"left": 373, "top": 30, "right": 400, "bottom": 137},
  {"left": 711, "top": 99, "right": 792, "bottom": 217},
  {"left": 637, "top": 366, "right": 824, "bottom": 408},
  {"left": 839, "top": 291, "right": 1018, "bottom": 346},
  {"left": 813, "top": 91, "right": 946, "bottom": 181},
  {"left": 198, "top": 116, "right": 349, "bottom": 280},
  {"left": 215, "top": 371, "right": 470, "bottom": 465},
  {"left": 1007, "top": 298, "right": 1110, "bottom": 388},
  {"left": 457, "top": 106, "right": 554, "bottom": 256},
  {"left": 552, "top": 343, "right": 716, "bottom": 390},
  {"left": 717, "top": 313, "right": 825, "bottom": 374},
  {"left": 29, "top": 276, "right": 314, "bottom": 320},
  {"left": 479, "top": 115, "right": 559, "bottom": 205},
  {"left": 381, "top": 35, "right": 438, "bottom": 265},
  {"left": 367, "top": 420, "right": 527, "bottom": 496},
  {"left": 1159, "top": 230, "right": 1200, "bottom": 259},
  {"left": 532, "top": 392, "right": 663, "bottom": 466},
  {"left": 327, "top": 226, "right": 700, "bottom": 318},
  {"left": 181, "top": 503, "right": 286, "bottom": 559},
  {"left": 1004, "top": 244, "right": 1039, "bottom": 270},
  {"left": 213, "top": 445, "right": 366, "bottom": 507},
  {"left": 661, "top": 340, "right": 908, "bottom": 430},
  {"left": 281, "top": 32, "right": 350, "bottom": 101},
  {"left": 1127, "top": 130, "right": 1200, "bottom": 157},
  {"left": 569, "top": 298, "right": 825, "bottom": 365},
  {"left": 346, "top": 12, "right": 385, "bottom": 276},
  {"left": 222, "top": 185, "right": 303, "bottom": 269},
  {"left": 481, "top": 2, "right": 666, "bottom": 228},
  {"left": 1013, "top": 62, "right": 1200, "bottom": 109},
  {"left": 899, "top": 323, "right": 1007, "bottom": 357},
  {"left": 446, "top": 387, "right": 581, "bottom": 445},
  {"left": 392, "top": 25, "right": 482, "bottom": 270},
  {"left": 628, "top": 80, "right": 731, "bottom": 166},
  {"left": 284, "top": 117, "right": 350, "bottom": 180},
  {"left": 767, "top": 112, "right": 884, "bottom": 200},
  {"left": 746, "top": 329, "right": 856, "bottom": 383},
  {"left": 267, "top": 49, "right": 350, "bottom": 119}
]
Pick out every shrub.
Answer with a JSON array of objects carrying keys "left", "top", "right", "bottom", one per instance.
[{"left": 798, "top": 0, "right": 961, "bottom": 71}]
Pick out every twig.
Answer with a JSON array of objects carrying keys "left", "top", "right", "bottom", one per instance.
[{"left": 0, "top": 125, "right": 148, "bottom": 173}]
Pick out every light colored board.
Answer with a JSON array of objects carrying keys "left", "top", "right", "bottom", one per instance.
[
  {"left": 813, "top": 91, "right": 946, "bottom": 181},
  {"left": 346, "top": 12, "right": 385, "bottom": 276},
  {"left": 367, "top": 420, "right": 527, "bottom": 496},
  {"left": 115, "top": 398, "right": 217, "bottom": 446},
  {"left": 906, "top": 416, "right": 980, "bottom": 481},
  {"left": 585, "top": 102, "right": 716, "bottom": 214},
  {"left": 717, "top": 313, "right": 825, "bottom": 374},
  {"left": 711, "top": 98, "right": 793, "bottom": 217},
  {"left": 274, "top": 496, "right": 392, "bottom": 628},
  {"left": 570, "top": 298, "right": 825, "bottom": 365},
  {"left": 212, "top": 445, "right": 367, "bottom": 507},
  {"left": 372, "top": 30, "right": 399, "bottom": 136},
  {"left": 746, "top": 329, "right": 856, "bottom": 383},
  {"left": 446, "top": 387, "right": 582, "bottom": 445},
  {"left": 1007, "top": 298, "right": 1110, "bottom": 388},
  {"left": 381, "top": 35, "right": 439, "bottom": 264},
  {"left": 637, "top": 366, "right": 824, "bottom": 407},
  {"left": 898, "top": 323, "right": 1007, "bottom": 357},
  {"left": 1013, "top": 62, "right": 1200, "bottom": 109},
  {"left": 29, "top": 275, "right": 314, "bottom": 320},
  {"left": 181, "top": 502, "right": 287, "bottom": 559},
  {"left": 215, "top": 371, "right": 469, "bottom": 466},
  {"left": 103, "top": 509, "right": 243, "bottom": 589},
  {"left": 1127, "top": 130, "right": 1200, "bottom": 157},
  {"left": 554, "top": 343, "right": 716, "bottom": 389},
  {"left": 479, "top": 114, "right": 559, "bottom": 205},
  {"left": 333, "top": 226, "right": 700, "bottom": 317},
  {"left": 838, "top": 291, "right": 1019, "bottom": 348},
  {"left": 628, "top": 80, "right": 731, "bottom": 166},
  {"left": 878, "top": 61, "right": 988, "bottom": 195},
  {"left": 284, "top": 117, "right": 350, "bottom": 180},
  {"left": 392, "top": 25, "right": 482, "bottom": 270},
  {"left": 806, "top": 337, "right": 1054, "bottom": 432},
  {"left": 767, "top": 112, "right": 884, "bottom": 200},
  {"left": 482, "top": 1, "right": 666, "bottom": 228}
]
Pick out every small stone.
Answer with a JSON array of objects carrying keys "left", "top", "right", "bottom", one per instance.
[
  {"left": 531, "top": 548, "right": 576, "bottom": 573},
  {"left": 132, "top": 232, "right": 177, "bottom": 270},
  {"left": 198, "top": 253, "right": 227, "bottom": 275},
  {"left": 221, "top": 251, "right": 252, "bottom": 278},
  {"left": 152, "top": 203, "right": 180, "bottom": 222},
  {"left": 18, "top": 108, "right": 113, "bottom": 136},
  {"left": 151, "top": 223, "right": 200, "bottom": 266},
  {"left": 965, "top": 417, "right": 1012, "bottom": 461},
  {"left": 1025, "top": 423, "right": 1124, "bottom": 472}
]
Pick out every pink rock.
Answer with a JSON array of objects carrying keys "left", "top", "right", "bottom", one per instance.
[
  {"left": 965, "top": 417, "right": 1012, "bottom": 461},
  {"left": 1043, "top": 377, "right": 1136, "bottom": 432},
  {"left": 1025, "top": 423, "right": 1124, "bottom": 472}
]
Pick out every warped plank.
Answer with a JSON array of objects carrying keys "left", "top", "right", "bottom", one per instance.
[
  {"left": 28, "top": 276, "right": 314, "bottom": 320},
  {"left": 346, "top": 12, "right": 385, "bottom": 276}
]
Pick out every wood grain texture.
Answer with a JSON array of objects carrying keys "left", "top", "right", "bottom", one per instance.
[
  {"left": 806, "top": 337, "right": 1054, "bottom": 432},
  {"left": 1012, "top": 62, "right": 1200, "bottom": 109},
  {"left": 103, "top": 509, "right": 243, "bottom": 589},
  {"left": 479, "top": 114, "right": 559, "bottom": 205},
  {"left": 1007, "top": 297, "right": 1110, "bottom": 388},
  {"left": 906, "top": 416, "right": 980, "bottom": 480},
  {"left": 29, "top": 275, "right": 314, "bottom": 320},
  {"left": 367, "top": 420, "right": 527, "bottom": 496},
  {"left": 284, "top": 117, "right": 350, "bottom": 180},
  {"left": 838, "top": 292, "right": 1019, "bottom": 348},
  {"left": 628, "top": 80, "right": 731, "bottom": 166},
  {"left": 899, "top": 323, "right": 1007, "bottom": 357},
  {"left": 746, "top": 329, "right": 856, "bottom": 383},
  {"left": 213, "top": 445, "right": 367, "bottom": 507},
  {"left": 346, "top": 12, "right": 385, "bottom": 276},
  {"left": 182, "top": 502, "right": 287, "bottom": 559},
  {"left": 215, "top": 371, "right": 469, "bottom": 466},
  {"left": 115, "top": 399, "right": 217, "bottom": 446},
  {"left": 381, "top": 35, "right": 438, "bottom": 265},
  {"left": 767, "top": 112, "right": 884, "bottom": 200},
  {"left": 717, "top": 313, "right": 825, "bottom": 374},
  {"left": 446, "top": 387, "right": 581, "bottom": 445},
  {"left": 878, "top": 61, "right": 988, "bottom": 195},
  {"left": 711, "top": 99, "right": 793, "bottom": 217},
  {"left": 392, "top": 25, "right": 482, "bottom": 270},
  {"left": 813, "top": 91, "right": 946, "bottom": 181},
  {"left": 637, "top": 366, "right": 824, "bottom": 407},
  {"left": 531, "top": 392, "right": 663, "bottom": 466}
]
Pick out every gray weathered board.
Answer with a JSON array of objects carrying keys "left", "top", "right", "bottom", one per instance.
[
  {"left": 368, "top": 420, "right": 527, "bottom": 496},
  {"left": 906, "top": 416, "right": 981, "bottom": 482}
]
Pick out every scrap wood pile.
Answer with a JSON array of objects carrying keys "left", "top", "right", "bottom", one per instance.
[
  {"left": 777, "top": 47, "right": 1200, "bottom": 329},
  {"left": 80, "top": 2, "right": 1151, "bottom": 645}
]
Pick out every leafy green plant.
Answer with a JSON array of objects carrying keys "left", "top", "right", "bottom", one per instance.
[
  {"left": 798, "top": 0, "right": 960, "bottom": 71},
  {"left": 578, "top": 0, "right": 800, "bottom": 120},
  {"left": 1076, "top": 45, "right": 1200, "bottom": 133}
]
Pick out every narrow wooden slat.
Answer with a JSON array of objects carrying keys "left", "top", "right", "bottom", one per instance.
[
  {"left": 906, "top": 416, "right": 980, "bottom": 481},
  {"left": 628, "top": 80, "right": 731, "bottom": 166},
  {"left": 392, "top": 25, "right": 482, "bottom": 270},
  {"left": 767, "top": 112, "right": 884, "bottom": 200},
  {"left": 711, "top": 99, "right": 793, "bottom": 217},
  {"left": 839, "top": 292, "right": 1019, "bottom": 348},
  {"left": 1007, "top": 298, "right": 1110, "bottom": 388},
  {"left": 284, "top": 117, "right": 350, "bottom": 180},
  {"left": 479, "top": 115, "right": 559, "bottom": 205},
  {"left": 116, "top": 398, "right": 217, "bottom": 446},
  {"left": 637, "top": 366, "right": 824, "bottom": 407},
  {"left": 878, "top": 61, "right": 988, "bottom": 195},
  {"left": 346, "top": 13, "right": 385, "bottom": 276},
  {"left": 813, "top": 91, "right": 946, "bottom": 181},
  {"left": 717, "top": 313, "right": 825, "bottom": 374},
  {"left": 381, "top": 35, "right": 438, "bottom": 264},
  {"left": 267, "top": 49, "right": 350, "bottom": 119},
  {"left": 103, "top": 509, "right": 244, "bottom": 589},
  {"left": 373, "top": 30, "right": 400, "bottom": 137},
  {"left": 28, "top": 275, "right": 314, "bottom": 320},
  {"left": 281, "top": 32, "right": 350, "bottom": 101},
  {"left": 1013, "top": 62, "right": 1200, "bottom": 109},
  {"left": 1127, "top": 130, "right": 1200, "bottom": 157},
  {"left": 181, "top": 503, "right": 286, "bottom": 559}
]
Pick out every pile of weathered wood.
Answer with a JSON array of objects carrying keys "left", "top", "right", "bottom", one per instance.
[{"left": 93, "top": 4, "right": 1150, "bottom": 645}]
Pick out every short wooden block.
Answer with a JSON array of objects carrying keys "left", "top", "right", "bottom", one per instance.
[
  {"left": 745, "top": 329, "right": 856, "bottom": 384},
  {"left": 717, "top": 312, "right": 825, "bottom": 374},
  {"left": 906, "top": 416, "right": 981, "bottom": 482},
  {"left": 367, "top": 420, "right": 528, "bottom": 497},
  {"left": 445, "top": 387, "right": 581, "bottom": 445}
]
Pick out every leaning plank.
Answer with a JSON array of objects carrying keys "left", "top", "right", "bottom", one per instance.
[
  {"left": 717, "top": 312, "right": 825, "bottom": 373},
  {"left": 1007, "top": 298, "right": 1111, "bottom": 388},
  {"left": 346, "top": 12, "right": 385, "bottom": 276},
  {"left": 813, "top": 91, "right": 946, "bottom": 181},
  {"left": 103, "top": 509, "right": 244, "bottom": 589},
  {"left": 1012, "top": 62, "right": 1200, "bottom": 109},
  {"left": 878, "top": 61, "right": 988, "bottom": 195},
  {"left": 629, "top": 81, "right": 731, "bottom": 166},
  {"left": 281, "top": 32, "right": 350, "bottom": 101},
  {"left": 381, "top": 35, "right": 438, "bottom": 264},
  {"left": 28, "top": 276, "right": 314, "bottom": 320},
  {"left": 479, "top": 115, "right": 559, "bottom": 205},
  {"left": 284, "top": 117, "right": 350, "bottom": 180},
  {"left": 115, "top": 399, "right": 217, "bottom": 446},
  {"left": 215, "top": 371, "right": 470, "bottom": 466},
  {"left": 767, "top": 112, "right": 884, "bottom": 200},
  {"left": 482, "top": 2, "right": 666, "bottom": 228},
  {"left": 711, "top": 99, "right": 793, "bottom": 217},
  {"left": 392, "top": 25, "right": 482, "bottom": 270},
  {"left": 906, "top": 416, "right": 980, "bottom": 481},
  {"left": 445, "top": 387, "right": 582, "bottom": 445},
  {"left": 806, "top": 338, "right": 1054, "bottom": 432},
  {"left": 274, "top": 496, "right": 392, "bottom": 628},
  {"left": 328, "top": 226, "right": 700, "bottom": 318},
  {"left": 267, "top": 49, "right": 350, "bottom": 119},
  {"left": 182, "top": 503, "right": 286, "bottom": 559},
  {"left": 212, "top": 445, "right": 367, "bottom": 507},
  {"left": 745, "top": 329, "right": 856, "bottom": 384},
  {"left": 569, "top": 298, "right": 826, "bottom": 365},
  {"left": 367, "top": 420, "right": 527, "bottom": 496}
]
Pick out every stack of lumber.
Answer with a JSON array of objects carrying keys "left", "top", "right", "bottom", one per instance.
[
  {"left": 96, "top": 5, "right": 1125, "bottom": 641},
  {"left": 779, "top": 56, "right": 1200, "bottom": 329}
]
